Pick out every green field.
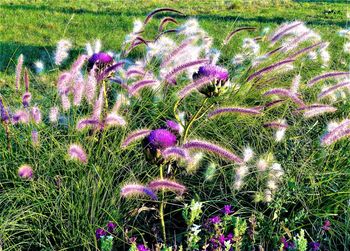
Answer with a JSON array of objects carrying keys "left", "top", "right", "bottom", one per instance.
[{"left": 1, "top": 1, "right": 350, "bottom": 250}]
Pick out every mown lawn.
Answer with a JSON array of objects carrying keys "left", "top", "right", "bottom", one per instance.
[{"left": 0, "top": 0, "right": 349, "bottom": 250}]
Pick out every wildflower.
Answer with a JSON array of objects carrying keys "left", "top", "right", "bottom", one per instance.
[
  {"left": 121, "top": 129, "right": 151, "bottom": 148},
  {"left": 87, "top": 52, "right": 113, "bottom": 72},
  {"left": 107, "top": 221, "right": 117, "bottom": 233},
  {"left": 0, "top": 97, "right": 10, "bottom": 122},
  {"left": 183, "top": 139, "right": 243, "bottom": 164},
  {"left": 22, "top": 92, "right": 31, "bottom": 107},
  {"left": 144, "top": 129, "right": 177, "bottom": 151},
  {"left": 120, "top": 184, "right": 158, "bottom": 200},
  {"left": 309, "top": 242, "right": 321, "bottom": 251},
  {"left": 95, "top": 228, "right": 107, "bottom": 240},
  {"left": 68, "top": 144, "right": 88, "bottom": 164},
  {"left": 54, "top": 39, "right": 72, "bottom": 65},
  {"left": 209, "top": 215, "right": 221, "bottom": 224},
  {"left": 15, "top": 54, "right": 24, "bottom": 91},
  {"left": 18, "top": 165, "right": 33, "bottom": 180},
  {"left": 137, "top": 244, "right": 150, "bottom": 251},
  {"left": 281, "top": 237, "right": 295, "bottom": 250},
  {"left": 322, "top": 220, "right": 331, "bottom": 231},
  {"left": 221, "top": 205, "right": 233, "bottom": 215},
  {"left": 148, "top": 178, "right": 186, "bottom": 194},
  {"left": 49, "top": 107, "right": 59, "bottom": 123},
  {"left": 12, "top": 110, "right": 30, "bottom": 124}
]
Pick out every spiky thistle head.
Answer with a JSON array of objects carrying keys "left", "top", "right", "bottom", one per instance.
[
  {"left": 18, "top": 165, "right": 33, "bottom": 180},
  {"left": 145, "top": 129, "right": 177, "bottom": 151},
  {"left": 68, "top": 144, "right": 88, "bottom": 164},
  {"left": 87, "top": 52, "right": 114, "bottom": 72},
  {"left": 120, "top": 183, "right": 158, "bottom": 200}
]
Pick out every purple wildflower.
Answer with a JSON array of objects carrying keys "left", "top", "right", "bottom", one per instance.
[
  {"left": 308, "top": 72, "right": 350, "bottom": 87},
  {"left": 68, "top": 144, "right": 88, "bottom": 164},
  {"left": 183, "top": 139, "right": 243, "bottom": 164},
  {"left": 120, "top": 184, "right": 158, "bottom": 200},
  {"left": 15, "top": 54, "right": 24, "bottom": 91},
  {"left": 208, "top": 107, "right": 261, "bottom": 118},
  {"left": 145, "top": 129, "right": 177, "bottom": 151},
  {"left": 95, "top": 228, "right": 107, "bottom": 240},
  {"left": 97, "top": 62, "right": 125, "bottom": 83},
  {"left": 221, "top": 205, "right": 233, "bottom": 215},
  {"left": 209, "top": 215, "right": 221, "bottom": 224},
  {"left": 318, "top": 81, "right": 350, "bottom": 100},
  {"left": 264, "top": 88, "right": 305, "bottom": 107},
  {"left": 322, "top": 220, "right": 331, "bottom": 231},
  {"left": 164, "top": 59, "right": 209, "bottom": 84},
  {"left": 18, "top": 165, "right": 33, "bottom": 180},
  {"left": 0, "top": 97, "right": 10, "bottom": 122},
  {"left": 12, "top": 110, "right": 30, "bottom": 124},
  {"left": 87, "top": 52, "right": 113, "bottom": 72},
  {"left": 309, "top": 242, "right": 321, "bottom": 251},
  {"left": 281, "top": 237, "right": 295, "bottom": 250},
  {"left": 22, "top": 92, "right": 31, "bottom": 107},
  {"left": 107, "top": 221, "right": 117, "bottom": 233},
  {"left": 148, "top": 178, "right": 186, "bottom": 194},
  {"left": 197, "top": 64, "right": 229, "bottom": 82},
  {"left": 121, "top": 129, "right": 151, "bottom": 148},
  {"left": 137, "top": 244, "right": 150, "bottom": 251}
]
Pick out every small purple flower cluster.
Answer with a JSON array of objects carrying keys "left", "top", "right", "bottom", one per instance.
[{"left": 95, "top": 221, "right": 117, "bottom": 240}]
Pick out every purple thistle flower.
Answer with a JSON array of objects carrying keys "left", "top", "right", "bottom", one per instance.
[
  {"left": 87, "top": 52, "right": 113, "bottom": 72},
  {"left": 137, "top": 244, "right": 150, "bottom": 251},
  {"left": 322, "top": 220, "right": 331, "bottom": 231},
  {"left": 68, "top": 144, "right": 88, "bottom": 164},
  {"left": 49, "top": 107, "right": 59, "bottom": 123},
  {"left": 107, "top": 221, "right": 117, "bottom": 233},
  {"left": 85, "top": 69, "right": 97, "bottom": 102},
  {"left": 162, "top": 146, "right": 190, "bottom": 161},
  {"left": 18, "top": 165, "right": 33, "bottom": 180},
  {"left": 164, "top": 59, "right": 209, "bottom": 84},
  {"left": 178, "top": 76, "right": 217, "bottom": 99},
  {"left": 197, "top": 64, "right": 229, "bottom": 82},
  {"left": 128, "top": 79, "right": 158, "bottom": 96},
  {"left": 92, "top": 87, "right": 103, "bottom": 119},
  {"left": 308, "top": 72, "right": 350, "bottom": 87},
  {"left": 318, "top": 81, "right": 350, "bottom": 100},
  {"left": 221, "top": 205, "right": 233, "bottom": 215},
  {"left": 31, "top": 130, "right": 39, "bottom": 146},
  {"left": 183, "top": 139, "right": 243, "bottom": 164},
  {"left": 73, "top": 75, "right": 85, "bottom": 106},
  {"left": 121, "top": 184, "right": 158, "bottom": 200},
  {"left": 121, "top": 129, "right": 151, "bottom": 148},
  {"left": 145, "top": 129, "right": 177, "bottom": 150},
  {"left": 22, "top": 92, "right": 31, "bottom": 108},
  {"left": 223, "top": 27, "right": 256, "bottom": 45},
  {"left": 270, "top": 21, "right": 303, "bottom": 43},
  {"left": 105, "top": 114, "right": 127, "bottom": 127},
  {"left": 15, "top": 54, "right": 24, "bottom": 91},
  {"left": 95, "top": 228, "right": 107, "bottom": 240},
  {"left": 281, "top": 237, "right": 295, "bottom": 250},
  {"left": 148, "top": 178, "right": 186, "bottom": 194},
  {"left": 321, "top": 119, "right": 350, "bottom": 146},
  {"left": 209, "top": 215, "right": 221, "bottom": 224},
  {"left": 263, "top": 88, "right": 305, "bottom": 107},
  {"left": 158, "top": 17, "right": 178, "bottom": 32},
  {"left": 161, "top": 38, "right": 195, "bottom": 67},
  {"left": 0, "top": 97, "right": 10, "bottom": 122},
  {"left": 143, "top": 7, "right": 183, "bottom": 24},
  {"left": 309, "top": 242, "right": 321, "bottom": 251},
  {"left": 31, "top": 106, "right": 42, "bottom": 124},
  {"left": 247, "top": 59, "right": 295, "bottom": 82},
  {"left": 12, "top": 110, "right": 30, "bottom": 124},
  {"left": 208, "top": 107, "right": 261, "bottom": 119},
  {"left": 76, "top": 117, "right": 100, "bottom": 131},
  {"left": 288, "top": 41, "right": 325, "bottom": 59}
]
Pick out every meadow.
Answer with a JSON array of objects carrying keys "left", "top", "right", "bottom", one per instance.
[{"left": 0, "top": 0, "right": 350, "bottom": 250}]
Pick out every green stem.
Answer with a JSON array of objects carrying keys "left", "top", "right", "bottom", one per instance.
[
  {"left": 159, "top": 164, "right": 166, "bottom": 244},
  {"left": 173, "top": 98, "right": 184, "bottom": 127},
  {"left": 182, "top": 97, "right": 209, "bottom": 143}
]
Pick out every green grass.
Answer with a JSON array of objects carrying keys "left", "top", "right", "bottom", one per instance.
[{"left": 0, "top": 0, "right": 350, "bottom": 250}]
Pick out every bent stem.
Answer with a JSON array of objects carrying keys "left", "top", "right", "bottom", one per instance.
[
  {"left": 159, "top": 164, "right": 166, "bottom": 244},
  {"left": 182, "top": 97, "right": 209, "bottom": 142}
]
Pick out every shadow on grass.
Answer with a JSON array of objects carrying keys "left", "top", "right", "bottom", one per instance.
[
  {"left": 0, "top": 3, "right": 347, "bottom": 27},
  {"left": 0, "top": 41, "right": 82, "bottom": 73}
]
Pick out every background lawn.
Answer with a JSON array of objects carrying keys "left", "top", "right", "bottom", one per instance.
[{"left": 0, "top": 0, "right": 349, "bottom": 250}]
